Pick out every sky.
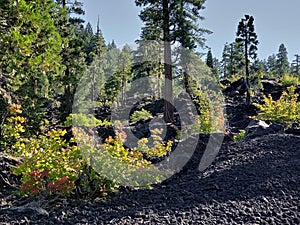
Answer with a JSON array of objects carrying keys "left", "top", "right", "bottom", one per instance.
[{"left": 82, "top": 0, "right": 300, "bottom": 62}]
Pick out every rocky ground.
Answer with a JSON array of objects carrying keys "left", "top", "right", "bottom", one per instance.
[
  {"left": 0, "top": 134, "right": 299, "bottom": 224},
  {"left": 0, "top": 78, "right": 299, "bottom": 224}
]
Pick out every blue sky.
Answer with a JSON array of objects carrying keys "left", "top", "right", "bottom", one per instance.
[{"left": 82, "top": 0, "right": 300, "bottom": 61}]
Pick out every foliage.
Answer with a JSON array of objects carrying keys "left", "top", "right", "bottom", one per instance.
[
  {"left": 206, "top": 50, "right": 214, "bottom": 69},
  {"left": 137, "top": 129, "right": 172, "bottom": 157},
  {"left": 65, "top": 113, "right": 111, "bottom": 127},
  {"left": 275, "top": 43, "right": 290, "bottom": 77},
  {"left": 130, "top": 109, "right": 153, "bottom": 123},
  {"left": 0, "top": 104, "right": 26, "bottom": 151},
  {"left": 236, "top": 15, "right": 259, "bottom": 105},
  {"left": 74, "top": 126, "right": 173, "bottom": 187},
  {"left": 136, "top": 0, "right": 209, "bottom": 48},
  {"left": 221, "top": 42, "right": 244, "bottom": 79},
  {"left": 254, "top": 87, "right": 300, "bottom": 125},
  {"left": 2, "top": 106, "right": 104, "bottom": 196},
  {"left": 136, "top": 0, "right": 210, "bottom": 122},
  {"left": 291, "top": 54, "right": 300, "bottom": 76},
  {"left": 280, "top": 73, "right": 299, "bottom": 87},
  {"left": 234, "top": 130, "right": 245, "bottom": 142},
  {"left": 12, "top": 129, "right": 83, "bottom": 196}
]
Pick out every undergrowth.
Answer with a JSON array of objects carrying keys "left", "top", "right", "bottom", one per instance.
[{"left": 254, "top": 86, "right": 300, "bottom": 125}]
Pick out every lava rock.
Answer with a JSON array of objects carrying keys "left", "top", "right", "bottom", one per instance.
[
  {"left": 223, "top": 78, "right": 247, "bottom": 97},
  {"left": 285, "top": 123, "right": 300, "bottom": 136},
  {"left": 261, "top": 78, "right": 284, "bottom": 101}
]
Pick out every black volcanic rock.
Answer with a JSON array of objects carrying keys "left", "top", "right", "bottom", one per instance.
[
  {"left": 261, "top": 78, "right": 284, "bottom": 100},
  {"left": 1, "top": 134, "right": 299, "bottom": 224},
  {"left": 223, "top": 78, "right": 247, "bottom": 97}
]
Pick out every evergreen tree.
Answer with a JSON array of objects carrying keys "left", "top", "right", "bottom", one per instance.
[
  {"left": 55, "top": 0, "right": 87, "bottom": 119},
  {"left": 291, "top": 54, "right": 300, "bottom": 77},
  {"left": 135, "top": 0, "right": 209, "bottom": 122},
  {"left": 104, "top": 45, "right": 132, "bottom": 103},
  {"left": 132, "top": 40, "right": 164, "bottom": 98},
  {"left": 83, "top": 22, "right": 96, "bottom": 65},
  {"left": 94, "top": 18, "right": 107, "bottom": 59},
  {"left": 251, "top": 59, "right": 267, "bottom": 75},
  {"left": 107, "top": 40, "right": 117, "bottom": 51},
  {"left": 267, "top": 54, "right": 277, "bottom": 76},
  {"left": 0, "top": 0, "right": 67, "bottom": 132},
  {"left": 206, "top": 49, "right": 213, "bottom": 69},
  {"left": 221, "top": 42, "right": 244, "bottom": 79},
  {"left": 1, "top": 0, "right": 64, "bottom": 104},
  {"left": 276, "top": 43, "right": 290, "bottom": 77},
  {"left": 212, "top": 57, "right": 221, "bottom": 80},
  {"left": 221, "top": 43, "right": 231, "bottom": 79},
  {"left": 236, "top": 15, "right": 259, "bottom": 105},
  {"left": 118, "top": 46, "right": 132, "bottom": 104}
]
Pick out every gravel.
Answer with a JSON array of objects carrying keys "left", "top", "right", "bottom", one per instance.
[{"left": 1, "top": 134, "right": 299, "bottom": 224}]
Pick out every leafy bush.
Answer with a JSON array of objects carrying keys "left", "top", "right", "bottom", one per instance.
[
  {"left": 12, "top": 129, "right": 84, "bottom": 196},
  {"left": 74, "top": 126, "right": 172, "bottom": 187},
  {"left": 254, "top": 87, "right": 300, "bottom": 125},
  {"left": 130, "top": 108, "right": 153, "bottom": 123},
  {"left": 65, "top": 113, "right": 111, "bottom": 127},
  {"left": 280, "top": 73, "right": 299, "bottom": 87},
  {"left": 234, "top": 130, "right": 245, "bottom": 142},
  {"left": 191, "top": 91, "right": 225, "bottom": 134},
  {"left": 0, "top": 104, "right": 26, "bottom": 152},
  {"left": 136, "top": 128, "right": 172, "bottom": 157},
  {"left": 2, "top": 108, "right": 111, "bottom": 196}
]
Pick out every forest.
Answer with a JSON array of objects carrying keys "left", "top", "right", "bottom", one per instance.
[{"left": 0, "top": 0, "right": 299, "bottom": 224}]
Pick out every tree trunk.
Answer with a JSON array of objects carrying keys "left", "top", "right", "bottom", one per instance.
[
  {"left": 163, "top": 0, "right": 173, "bottom": 123},
  {"left": 245, "top": 39, "right": 251, "bottom": 105},
  {"left": 33, "top": 76, "right": 38, "bottom": 105},
  {"left": 64, "top": 67, "right": 73, "bottom": 117}
]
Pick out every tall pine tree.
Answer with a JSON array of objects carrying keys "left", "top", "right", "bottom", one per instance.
[
  {"left": 275, "top": 43, "right": 289, "bottom": 77},
  {"left": 236, "top": 15, "right": 259, "bottom": 105},
  {"left": 135, "top": 0, "right": 209, "bottom": 122},
  {"left": 55, "top": 0, "right": 87, "bottom": 120}
]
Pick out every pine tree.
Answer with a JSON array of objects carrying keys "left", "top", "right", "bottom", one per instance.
[
  {"left": 236, "top": 15, "right": 259, "bottom": 105},
  {"left": 132, "top": 40, "right": 164, "bottom": 98},
  {"left": 1, "top": 0, "right": 65, "bottom": 108},
  {"left": 291, "top": 54, "right": 300, "bottom": 77},
  {"left": 275, "top": 43, "right": 290, "bottom": 77},
  {"left": 0, "top": 0, "right": 67, "bottom": 132},
  {"left": 55, "top": 0, "right": 87, "bottom": 119},
  {"left": 135, "top": 0, "right": 209, "bottom": 122},
  {"left": 206, "top": 49, "right": 213, "bottom": 69},
  {"left": 83, "top": 22, "right": 96, "bottom": 65},
  {"left": 221, "top": 42, "right": 244, "bottom": 79},
  {"left": 212, "top": 57, "right": 221, "bottom": 80},
  {"left": 267, "top": 54, "right": 277, "bottom": 76}
]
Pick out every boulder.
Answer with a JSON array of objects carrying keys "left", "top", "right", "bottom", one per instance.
[
  {"left": 223, "top": 78, "right": 247, "bottom": 97},
  {"left": 261, "top": 78, "right": 284, "bottom": 100},
  {"left": 285, "top": 123, "right": 300, "bottom": 136},
  {"left": 245, "top": 120, "right": 284, "bottom": 140},
  {"left": 220, "top": 79, "right": 231, "bottom": 86}
]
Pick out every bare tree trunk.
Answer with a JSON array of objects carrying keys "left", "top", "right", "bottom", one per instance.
[
  {"left": 163, "top": 0, "right": 173, "bottom": 123},
  {"left": 33, "top": 76, "right": 38, "bottom": 105},
  {"left": 245, "top": 40, "right": 251, "bottom": 105}
]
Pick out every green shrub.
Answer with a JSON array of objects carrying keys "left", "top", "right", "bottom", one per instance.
[
  {"left": 4, "top": 108, "right": 114, "bottom": 196},
  {"left": 65, "top": 113, "right": 111, "bottom": 127},
  {"left": 191, "top": 91, "right": 225, "bottom": 134},
  {"left": 74, "top": 126, "right": 172, "bottom": 187},
  {"left": 234, "top": 130, "right": 245, "bottom": 142},
  {"left": 254, "top": 86, "right": 300, "bottom": 125},
  {"left": 280, "top": 73, "right": 299, "bottom": 87},
  {"left": 1, "top": 104, "right": 26, "bottom": 152},
  {"left": 136, "top": 128, "right": 172, "bottom": 157},
  {"left": 130, "top": 108, "right": 153, "bottom": 123},
  {"left": 12, "top": 129, "right": 84, "bottom": 196}
]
